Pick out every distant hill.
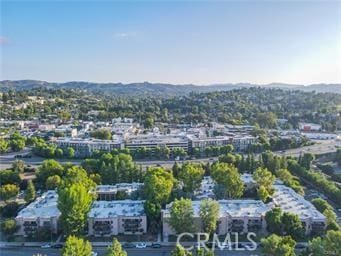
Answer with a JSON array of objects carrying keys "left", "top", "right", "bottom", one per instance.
[{"left": 0, "top": 80, "right": 340, "bottom": 95}]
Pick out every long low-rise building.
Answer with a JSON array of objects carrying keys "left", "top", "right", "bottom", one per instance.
[
  {"left": 53, "top": 137, "right": 124, "bottom": 157},
  {"left": 15, "top": 191, "right": 60, "bottom": 237},
  {"left": 88, "top": 200, "right": 147, "bottom": 236},
  {"left": 125, "top": 134, "right": 189, "bottom": 153},
  {"left": 272, "top": 185, "right": 326, "bottom": 235},
  {"left": 162, "top": 200, "right": 270, "bottom": 237},
  {"left": 95, "top": 183, "right": 143, "bottom": 201}
]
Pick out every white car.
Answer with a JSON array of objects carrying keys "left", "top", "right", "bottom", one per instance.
[
  {"left": 91, "top": 252, "right": 98, "bottom": 256},
  {"left": 41, "top": 243, "right": 51, "bottom": 248},
  {"left": 136, "top": 242, "right": 147, "bottom": 249}
]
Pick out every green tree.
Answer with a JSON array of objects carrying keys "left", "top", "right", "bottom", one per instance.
[
  {"left": 12, "top": 160, "right": 25, "bottom": 173},
  {"left": 261, "top": 234, "right": 296, "bottom": 256},
  {"left": 90, "top": 129, "right": 112, "bottom": 140},
  {"left": 37, "top": 159, "right": 64, "bottom": 185},
  {"left": 46, "top": 175, "right": 62, "bottom": 189},
  {"left": 105, "top": 238, "right": 127, "bottom": 256},
  {"left": 258, "top": 185, "right": 270, "bottom": 202},
  {"left": 66, "top": 147, "right": 75, "bottom": 158},
  {"left": 253, "top": 167, "right": 275, "bottom": 198},
  {"left": 0, "top": 218, "right": 18, "bottom": 235},
  {"left": 0, "top": 138, "right": 9, "bottom": 153},
  {"left": 179, "top": 163, "right": 205, "bottom": 194},
  {"left": 0, "top": 169, "right": 21, "bottom": 185},
  {"left": 9, "top": 132, "right": 26, "bottom": 151},
  {"left": 55, "top": 148, "right": 64, "bottom": 158},
  {"left": 171, "top": 244, "right": 192, "bottom": 256},
  {"left": 62, "top": 235, "right": 92, "bottom": 256},
  {"left": 308, "top": 230, "right": 341, "bottom": 256},
  {"left": 299, "top": 153, "right": 315, "bottom": 170},
  {"left": 144, "top": 117, "right": 154, "bottom": 129},
  {"left": 58, "top": 183, "right": 94, "bottom": 235},
  {"left": 265, "top": 208, "right": 282, "bottom": 235},
  {"left": 24, "top": 180, "right": 36, "bottom": 203},
  {"left": 281, "top": 212, "right": 304, "bottom": 240},
  {"left": 311, "top": 198, "right": 333, "bottom": 213},
  {"left": 336, "top": 148, "right": 341, "bottom": 166},
  {"left": 168, "top": 198, "right": 195, "bottom": 234},
  {"left": 144, "top": 167, "right": 174, "bottom": 205},
  {"left": 0, "top": 184, "right": 19, "bottom": 202},
  {"left": 199, "top": 199, "right": 220, "bottom": 234},
  {"left": 211, "top": 163, "right": 244, "bottom": 198}
]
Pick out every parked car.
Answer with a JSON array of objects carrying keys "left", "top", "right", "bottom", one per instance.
[
  {"left": 123, "top": 243, "right": 135, "bottom": 248},
  {"left": 91, "top": 252, "right": 98, "bottom": 256},
  {"left": 52, "top": 243, "right": 63, "bottom": 249},
  {"left": 136, "top": 242, "right": 147, "bottom": 249},
  {"left": 151, "top": 243, "right": 162, "bottom": 248},
  {"left": 41, "top": 243, "right": 51, "bottom": 248}
]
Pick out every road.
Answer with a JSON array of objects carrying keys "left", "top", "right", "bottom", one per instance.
[
  {"left": 0, "top": 139, "right": 339, "bottom": 170},
  {"left": 0, "top": 247, "right": 262, "bottom": 256}
]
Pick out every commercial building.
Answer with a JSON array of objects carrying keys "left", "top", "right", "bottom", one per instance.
[
  {"left": 272, "top": 185, "right": 326, "bottom": 235},
  {"left": 15, "top": 191, "right": 60, "bottom": 237},
  {"left": 53, "top": 137, "right": 124, "bottom": 157},
  {"left": 125, "top": 134, "right": 189, "bottom": 153},
  {"left": 95, "top": 183, "right": 143, "bottom": 201},
  {"left": 298, "top": 123, "right": 322, "bottom": 132},
  {"left": 162, "top": 200, "right": 270, "bottom": 237},
  {"left": 88, "top": 200, "right": 147, "bottom": 236},
  {"left": 188, "top": 135, "right": 232, "bottom": 152}
]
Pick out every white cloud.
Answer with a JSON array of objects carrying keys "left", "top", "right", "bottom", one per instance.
[{"left": 113, "top": 32, "right": 137, "bottom": 38}]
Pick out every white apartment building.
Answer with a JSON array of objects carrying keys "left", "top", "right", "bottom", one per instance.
[
  {"left": 188, "top": 135, "right": 232, "bottom": 152},
  {"left": 53, "top": 137, "right": 124, "bottom": 157},
  {"left": 272, "top": 185, "right": 326, "bottom": 235},
  {"left": 15, "top": 191, "right": 60, "bottom": 237},
  {"left": 95, "top": 183, "right": 143, "bottom": 201},
  {"left": 162, "top": 200, "right": 270, "bottom": 237},
  {"left": 88, "top": 200, "right": 147, "bottom": 236},
  {"left": 125, "top": 134, "right": 189, "bottom": 153}
]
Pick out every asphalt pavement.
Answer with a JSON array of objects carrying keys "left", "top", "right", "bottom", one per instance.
[{"left": 0, "top": 247, "right": 262, "bottom": 256}]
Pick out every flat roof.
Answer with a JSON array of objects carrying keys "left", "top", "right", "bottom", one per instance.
[
  {"left": 88, "top": 200, "right": 146, "bottom": 218},
  {"left": 96, "top": 183, "right": 143, "bottom": 193},
  {"left": 16, "top": 191, "right": 60, "bottom": 219},
  {"left": 163, "top": 199, "right": 270, "bottom": 219},
  {"left": 272, "top": 185, "right": 326, "bottom": 221}
]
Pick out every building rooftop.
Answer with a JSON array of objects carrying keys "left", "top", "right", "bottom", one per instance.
[
  {"left": 96, "top": 183, "right": 143, "bottom": 194},
  {"left": 16, "top": 191, "right": 60, "bottom": 219},
  {"left": 272, "top": 185, "right": 326, "bottom": 221},
  {"left": 163, "top": 200, "right": 270, "bottom": 218},
  {"left": 126, "top": 134, "right": 188, "bottom": 145},
  {"left": 54, "top": 137, "right": 123, "bottom": 144},
  {"left": 88, "top": 200, "right": 146, "bottom": 218}
]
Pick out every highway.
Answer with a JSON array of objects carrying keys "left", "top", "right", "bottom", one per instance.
[{"left": 0, "top": 139, "right": 339, "bottom": 171}]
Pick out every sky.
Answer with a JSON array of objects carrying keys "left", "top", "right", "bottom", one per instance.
[{"left": 1, "top": 0, "right": 341, "bottom": 85}]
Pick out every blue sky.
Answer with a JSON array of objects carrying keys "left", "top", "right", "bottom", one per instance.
[{"left": 1, "top": 1, "right": 340, "bottom": 85}]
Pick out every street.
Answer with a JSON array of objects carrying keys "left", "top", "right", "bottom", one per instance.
[{"left": 0, "top": 247, "right": 262, "bottom": 256}]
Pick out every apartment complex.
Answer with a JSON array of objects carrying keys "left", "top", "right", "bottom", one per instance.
[
  {"left": 54, "top": 137, "right": 123, "bottom": 157},
  {"left": 162, "top": 200, "right": 270, "bottom": 237},
  {"left": 88, "top": 200, "right": 147, "bottom": 236},
  {"left": 15, "top": 191, "right": 60, "bottom": 237},
  {"left": 272, "top": 185, "right": 326, "bottom": 235}
]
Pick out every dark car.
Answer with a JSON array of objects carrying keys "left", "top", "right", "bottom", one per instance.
[
  {"left": 151, "top": 243, "right": 162, "bottom": 248},
  {"left": 123, "top": 243, "right": 135, "bottom": 248},
  {"left": 52, "top": 243, "right": 63, "bottom": 249}
]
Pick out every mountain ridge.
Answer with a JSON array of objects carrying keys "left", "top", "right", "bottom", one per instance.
[{"left": 0, "top": 80, "right": 340, "bottom": 95}]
